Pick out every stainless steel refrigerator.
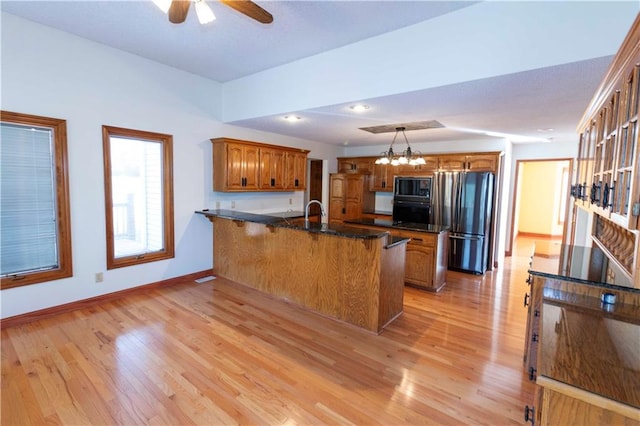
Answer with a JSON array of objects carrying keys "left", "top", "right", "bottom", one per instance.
[{"left": 431, "top": 171, "right": 494, "bottom": 274}]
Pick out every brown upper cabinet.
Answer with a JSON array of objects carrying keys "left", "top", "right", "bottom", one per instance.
[
  {"left": 574, "top": 15, "right": 640, "bottom": 231},
  {"left": 437, "top": 154, "right": 498, "bottom": 172},
  {"left": 338, "top": 152, "right": 500, "bottom": 193},
  {"left": 285, "top": 151, "right": 307, "bottom": 190},
  {"left": 212, "top": 138, "right": 309, "bottom": 192},
  {"left": 259, "top": 147, "right": 286, "bottom": 190},
  {"left": 337, "top": 157, "right": 374, "bottom": 174}
]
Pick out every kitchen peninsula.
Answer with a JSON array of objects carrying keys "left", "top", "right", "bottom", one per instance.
[
  {"left": 344, "top": 218, "right": 449, "bottom": 292},
  {"left": 196, "top": 209, "right": 409, "bottom": 334}
]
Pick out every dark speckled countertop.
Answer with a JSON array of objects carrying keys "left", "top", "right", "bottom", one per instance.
[
  {"left": 195, "top": 209, "right": 409, "bottom": 245},
  {"left": 344, "top": 217, "right": 449, "bottom": 234},
  {"left": 529, "top": 245, "right": 638, "bottom": 291}
]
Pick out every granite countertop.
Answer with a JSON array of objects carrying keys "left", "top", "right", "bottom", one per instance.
[
  {"left": 195, "top": 209, "right": 391, "bottom": 240},
  {"left": 529, "top": 244, "right": 638, "bottom": 291},
  {"left": 345, "top": 217, "right": 450, "bottom": 234}
]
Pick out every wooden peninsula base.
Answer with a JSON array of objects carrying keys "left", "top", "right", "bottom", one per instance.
[{"left": 205, "top": 214, "right": 408, "bottom": 334}]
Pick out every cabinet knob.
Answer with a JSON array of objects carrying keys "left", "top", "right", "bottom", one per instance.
[
  {"left": 524, "top": 293, "right": 530, "bottom": 307},
  {"left": 271, "top": 178, "right": 275, "bottom": 187},
  {"left": 525, "top": 275, "right": 532, "bottom": 285},
  {"left": 528, "top": 366, "right": 537, "bottom": 381},
  {"left": 532, "top": 333, "right": 538, "bottom": 342},
  {"left": 295, "top": 178, "right": 299, "bottom": 187},
  {"left": 524, "top": 405, "right": 535, "bottom": 424}
]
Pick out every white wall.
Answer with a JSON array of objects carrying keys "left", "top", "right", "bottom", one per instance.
[{"left": 0, "top": 14, "right": 340, "bottom": 319}]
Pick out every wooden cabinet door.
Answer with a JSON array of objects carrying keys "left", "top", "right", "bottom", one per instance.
[
  {"left": 438, "top": 154, "right": 497, "bottom": 172},
  {"left": 438, "top": 155, "right": 467, "bottom": 171},
  {"left": 243, "top": 145, "right": 260, "bottom": 190},
  {"left": 285, "top": 152, "right": 307, "bottom": 190},
  {"left": 467, "top": 154, "right": 497, "bottom": 172},
  {"left": 337, "top": 158, "right": 356, "bottom": 173},
  {"left": 345, "top": 175, "right": 364, "bottom": 203},
  {"left": 259, "top": 148, "right": 285, "bottom": 190},
  {"left": 354, "top": 158, "right": 374, "bottom": 174},
  {"left": 523, "top": 275, "right": 542, "bottom": 383},
  {"left": 338, "top": 157, "right": 374, "bottom": 174},
  {"left": 404, "top": 244, "right": 434, "bottom": 288},
  {"left": 226, "top": 143, "right": 245, "bottom": 190},
  {"left": 421, "top": 156, "right": 439, "bottom": 173},
  {"left": 329, "top": 174, "right": 346, "bottom": 223},
  {"left": 371, "top": 163, "right": 392, "bottom": 191}
]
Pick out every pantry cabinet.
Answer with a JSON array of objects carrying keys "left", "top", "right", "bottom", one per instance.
[
  {"left": 212, "top": 138, "right": 309, "bottom": 192},
  {"left": 329, "top": 174, "right": 375, "bottom": 224}
]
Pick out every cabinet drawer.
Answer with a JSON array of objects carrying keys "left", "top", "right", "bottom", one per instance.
[{"left": 398, "top": 231, "right": 436, "bottom": 247}]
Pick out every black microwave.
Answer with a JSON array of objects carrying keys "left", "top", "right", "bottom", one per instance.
[{"left": 394, "top": 177, "right": 432, "bottom": 201}]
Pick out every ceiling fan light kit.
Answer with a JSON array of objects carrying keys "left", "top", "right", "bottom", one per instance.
[
  {"left": 154, "top": 0, "right": 273, "bottom": 25},
  {"left": 194, "top": 0, "right": 216, "bottom": 24}
]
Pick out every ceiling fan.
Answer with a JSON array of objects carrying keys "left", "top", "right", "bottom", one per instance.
[{"left": 153, "top": 0, "right": 273, "bottom": 25}]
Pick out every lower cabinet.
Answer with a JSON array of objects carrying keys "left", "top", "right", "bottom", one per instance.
[
  {"left": 398, "top": 230, "right": 447, "bottom": 292},
  {"left": 523, "top": 273, "right": 640, "bottom": 425},
  {"left": 345, "top": 222, "right": 448, "bottom": 292},
  {"left": 534, "top": 380, "right": 640, "bottom": 426}
]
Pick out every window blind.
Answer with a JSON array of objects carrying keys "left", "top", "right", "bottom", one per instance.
[{"left": 0, "top": 123, "right": 59, "bottom": 276}]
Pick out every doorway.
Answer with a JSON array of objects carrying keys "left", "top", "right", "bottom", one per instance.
[
  {"left": 509, "top": 158, "right": 573, "bottom": 257},
  {"left": 307, "top": 159, "right": 323, "bottom": 216}
]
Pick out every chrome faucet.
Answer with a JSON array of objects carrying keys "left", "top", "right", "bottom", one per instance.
[{"left": 304, "top": 199, "right": 326, "bottom": 224}]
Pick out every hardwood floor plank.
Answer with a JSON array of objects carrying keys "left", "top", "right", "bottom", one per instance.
[{"left": 2, "top": 242, "right": 538, "bottom": 425}]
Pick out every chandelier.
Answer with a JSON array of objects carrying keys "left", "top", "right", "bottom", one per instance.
[{"left": 374, "top": 127, "right": 426, "bottom": 166}]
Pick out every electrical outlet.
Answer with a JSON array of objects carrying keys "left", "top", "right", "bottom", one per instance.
[
  {"left": 231, "top": 201, "right": 236, "bottom": 209},
  {"left": 95, "top": 272, "right": 104, "bottom": 283},
  {"left": 289, "top": 198, "right": 293, "bottom": 205},
  {"left": 215, "top": 201, "right": 220, "bottom": 209}
]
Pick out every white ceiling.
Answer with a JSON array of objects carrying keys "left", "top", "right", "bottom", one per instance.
[{"left": 2, "top": 1, "right": 639, "bottom": 148}]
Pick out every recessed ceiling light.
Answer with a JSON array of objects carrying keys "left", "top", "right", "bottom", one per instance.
[
  {"left": 537, "top": 128, "right": 555, "bottom": 132},
  {"left": 349, "top": 104, "right": 370, "bottom": 112},
  {"left": 283, "top": 115, "right": 301, "bottom": 122}
]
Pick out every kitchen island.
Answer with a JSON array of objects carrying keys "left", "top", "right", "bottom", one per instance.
[{"left": 196, "top": 209, "right": 409, "bottom": 334}]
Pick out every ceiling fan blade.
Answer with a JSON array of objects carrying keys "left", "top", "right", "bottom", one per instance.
[
  {"left": 168, "top": 0, "right": 191, "bottom": 24},
  {"left": 219, "top": 0, "right": 273, "bottom": 24}
]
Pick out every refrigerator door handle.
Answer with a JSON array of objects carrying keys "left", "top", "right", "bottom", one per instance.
[{"left": 450, "top": 235, "right": 483, "bottom": 241}]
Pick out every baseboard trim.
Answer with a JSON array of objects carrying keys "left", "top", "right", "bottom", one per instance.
[
  {"left": 0, "top": 269, "right": 213, "bottom": 330},
  {"left": 517, "top": 232, "right": 562, "bottom": 239}
]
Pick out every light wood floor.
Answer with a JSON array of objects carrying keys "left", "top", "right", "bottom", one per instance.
[{"left": 2, "top": 240, "right": 541, "bottom": 425}]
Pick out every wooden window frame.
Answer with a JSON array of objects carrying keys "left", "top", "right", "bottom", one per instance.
[
  {"left": 102, "top": 125, "right": 174, "bottom": 270},
  {"left": 0, "top": 111, "right": 73, "bottom": 290}
]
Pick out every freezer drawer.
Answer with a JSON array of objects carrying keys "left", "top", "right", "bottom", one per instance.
[{"left": 449, "top": 234, "right": 486, "bottom": 274}]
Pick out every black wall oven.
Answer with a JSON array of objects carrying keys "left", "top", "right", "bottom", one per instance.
[
  {"left": 392, "top": 176, "right": 432, "bottom": 224},
  {"left": 392, "top": 200, "right": 430, "bottom": 224}
]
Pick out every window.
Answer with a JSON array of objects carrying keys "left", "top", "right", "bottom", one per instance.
[
  {"left": 0, "top": 111, "right": 73, "bottom": 289},
  {"left": 102, "top": 126, "right": 174, "bottom": 269}
]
